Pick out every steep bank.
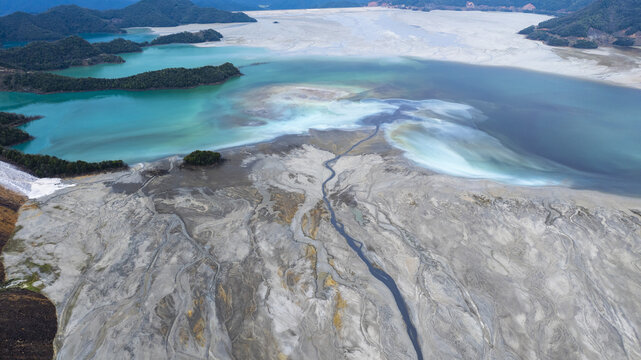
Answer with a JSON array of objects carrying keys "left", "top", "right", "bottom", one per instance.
[
  {"left": 0, "top": 186, "right": 57, "bottom": 360},
  {"left": 4, "top": 130, "right": 641, "bottom": 359}
]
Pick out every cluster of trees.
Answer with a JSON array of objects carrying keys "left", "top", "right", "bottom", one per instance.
[
  {"left": 0, "top": 126, "right": 31, "bottom": 146},
  {"left": 0, "top": 147, "right": 126, "bottom": 177},
  {"left": 0, "top": 0, "right": 255, "bottom": 43},
  {"left": 93, "top": 38, "right": 143, "bottom": 54},
  {"left": 537, "top": 0, "right": 641, "bottom": 37},
  {"left": 150, "top": 29, "right": 223, "bottom": 45},
  {"left": 183, "top": 150, "right": 222, "bottom": 166},
  {"left": 0, "top": 112, "right": 42, "bottom": 147},
  {"left": 0, "top": 36, "right": 126, "bottom": 71},
  {"left": 1, "top": 63, "right": 241, "bottom": 93},
  {"left": 524, "top": 29, "right": 599, "bottom": 47},
  {"left": 0, "top": 31, "right": 226, "bottom": 71},
  {"left": 0, "top": 112, "right": 41, "bottom": 127},
  {"left": 0, "top": 21, "right": 228, "bottom": 69},
  {"left": 520, "top": 0, "right": 639, "bottom": 47}
]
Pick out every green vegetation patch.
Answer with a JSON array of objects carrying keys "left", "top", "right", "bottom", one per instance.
[
  {"left": 0, "top": 36, "right": 125, "bottom": 71},
  {"left": 0, "top": 126, "right": 31, "bottom": 146},
  {"left": 572, "top": 39, "right": 598, "bottom": 48},
  {"left": 150, "top": 29, "right": 223, "bottom": 45},
  {"left": 93, "top": 38, "right": 143, "bottom": 54},
  {"left": 0, "top": 0, "right": 256, "bottom": 43},
  {"left": 613, "top": 37, "right": 635, "bottom": 46},
  {"left": 0, "top": 147, "right": 126, "bottom": 177},
  {"left": 547, "top": 37, "right": 570, "bottom": 46},
  {"left": 1, "top": 62, "right": 241, "bottom": 93},
  {"left": 184, "top": 150, "right": 223, "bottom": 166}
]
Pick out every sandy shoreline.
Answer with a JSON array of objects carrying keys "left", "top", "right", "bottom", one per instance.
[{"left": 149, "top": 7, "right": 641, "bottom": 89}]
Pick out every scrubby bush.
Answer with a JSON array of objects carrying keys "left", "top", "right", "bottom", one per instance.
[
  {"left": 572, "top": 39, "right": 598, "bottom": 48},
  {"left": 547, "top": 37, "right": 569, "bottom": 46},
  {"left": 613, "top": 37, "right": 635, "bottom": 46},
  {"left": 183, "top": 150, "right": 222, "bottom": 166}
]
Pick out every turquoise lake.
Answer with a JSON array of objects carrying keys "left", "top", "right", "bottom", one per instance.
[{"left": 1, "top": 44, "right": 640, "bottom": 195}]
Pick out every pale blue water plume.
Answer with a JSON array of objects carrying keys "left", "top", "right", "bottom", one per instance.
[{"left": 1, "top": 49, "right": 640, "bottom": 195}]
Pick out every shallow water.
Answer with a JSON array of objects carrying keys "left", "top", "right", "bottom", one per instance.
[{"left": 1, "top": 44, "right": 640, "bottom": 195}]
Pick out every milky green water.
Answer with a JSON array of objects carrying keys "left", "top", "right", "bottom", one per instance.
[{"left": 1, "top": 44, "right": 640, "bottom": 195}]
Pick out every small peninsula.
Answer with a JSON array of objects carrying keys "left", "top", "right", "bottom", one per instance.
[
  {"left": 0, "top": 63, "right": 241, "bottom": 93},
  {"left": 0, "top": 112, "right": 42, "bottom": 146}
]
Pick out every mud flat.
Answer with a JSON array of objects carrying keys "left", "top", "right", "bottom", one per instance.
[
  {"left": 151, "top": 8, "right": 641, "bottom": 89},
  {"left": 2, "top": 129, "right": 641, "bottom": 359}
]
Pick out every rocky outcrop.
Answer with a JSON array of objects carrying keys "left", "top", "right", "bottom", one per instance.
[{"left": 3, "top": 130, "right": 641, "bottom": 359}]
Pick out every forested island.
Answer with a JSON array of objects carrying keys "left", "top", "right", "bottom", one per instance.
[
  {"left": 0, "top": 0, "right": 254, "bottom": 43},
  {"left": 0, "top": 29, "right": 224, "bottom": 71},
  {"left": 520, "top": 0, "right": 640, "bottom": 48},
  {"left": 1, "top": 63, "right": 241, "bottom": 93},
  {"left": 150, "top": 29, "right": 223, "bottom": 45}
]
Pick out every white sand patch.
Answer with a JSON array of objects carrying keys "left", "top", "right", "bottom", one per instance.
[
  {"left": 0, "top": 160, "right": 73, "bottom": 198},
  {"left": 147, "top": 7, "right": 641, "bottom": 89}
]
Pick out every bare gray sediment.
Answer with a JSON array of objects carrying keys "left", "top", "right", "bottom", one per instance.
[{"left": 3, "top": 129, "right": 641, "bottom": 359}]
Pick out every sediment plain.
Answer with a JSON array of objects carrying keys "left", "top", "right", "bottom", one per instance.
[
  {"left": 3, "top": 129, "right": 641, "bottom": 359},
  {"left": 152, "top": 8, "right": 641, "bottom": 89}
]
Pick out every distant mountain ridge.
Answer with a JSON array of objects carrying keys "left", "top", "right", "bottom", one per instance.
[
  {"left": 0, "top": 0, "right": 368, "bottom": 15},
  {"left": 0, "top": 0, "right": 255, "bottom": 43},
  {"left": 388, "top": 0, "right": 593, "bottom": 12}
]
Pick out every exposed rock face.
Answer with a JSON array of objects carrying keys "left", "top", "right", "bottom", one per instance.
[
  {"left": 3, "top": 131, "right": 641, "bottom": 359},
  {"left": 0, "top": 187, "right": 57, "bottom": 360}
]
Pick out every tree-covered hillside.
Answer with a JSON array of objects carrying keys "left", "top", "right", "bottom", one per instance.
[
  {"left": 0, "top": 36, "right": 128, "bottom": 71},
  {"left": 521, "top": 0, "right": 640, "bottom": 47},
  {"left": 0, "top": 31, "right": 225, "bottom": 71},
  {"left": 0, "top": 0, "right": 370, "bottom": 15},
  {"left": 100, "top": 0, "right": 256, "bottom": 28},
  {"left": 537, "top": 0, "right": 641, "bottom": 36},
  {"left": 0, "top": 0, "right": 255, "bottom": 43},
  {"left": 150, "top": 29, "right": 222, "bottom": 45}
]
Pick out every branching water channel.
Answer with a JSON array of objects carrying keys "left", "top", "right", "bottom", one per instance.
[{"left": 321, "top": 125, "right": 424, "bottom": 360}]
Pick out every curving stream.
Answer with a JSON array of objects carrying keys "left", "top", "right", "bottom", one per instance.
[{"left": 321, "top": 125, "right": 424, "bottom": 360}]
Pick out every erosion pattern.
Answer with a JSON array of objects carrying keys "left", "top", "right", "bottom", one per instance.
[
  {"left": 0, "top": 187, "right": 57, "bottom": 360},
  {"left": 3, "top": 130, "right": 641, "bottom": 359}
]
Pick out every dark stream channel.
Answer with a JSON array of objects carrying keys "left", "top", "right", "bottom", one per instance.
[{"left": 321, "top": 125, "right": 424, "bottom": 360}]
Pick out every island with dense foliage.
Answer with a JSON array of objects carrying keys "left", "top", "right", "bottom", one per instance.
[
  {"left": 1, "top": 63, "right": 241, "bottom": 93},
  {"left": 0, "top": 0, "right": 255, "bottom": 43},
  {"left": 183, "top": 150, "right": 223, "bottom": 166},
  {"left": 520, "top": 0, "right": 640, "bottom": 47},
  {"left": 149, "top": 29, "right": 223, "bottom": 45}
]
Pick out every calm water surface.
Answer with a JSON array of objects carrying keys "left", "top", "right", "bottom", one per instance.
[{"left": 1, "top": 44, "right": 640, "bottom": 195}]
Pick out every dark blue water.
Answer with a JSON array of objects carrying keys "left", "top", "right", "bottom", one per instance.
[{"left": 322, "top": 125, "right": 424, "bottom": 360}]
